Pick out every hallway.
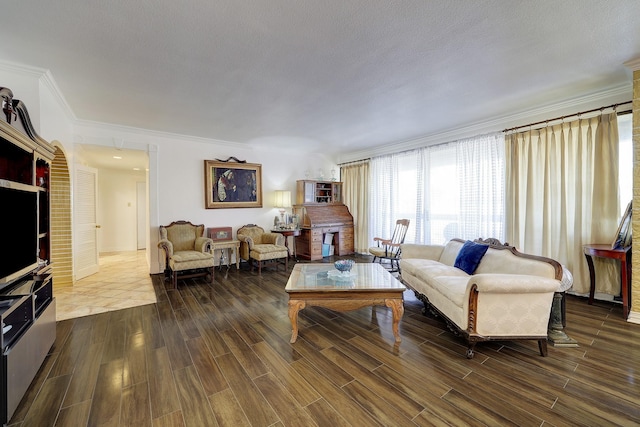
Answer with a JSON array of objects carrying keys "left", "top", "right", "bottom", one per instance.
[{"left": 54, "top": 250, "right": 156, "bottom": 321}]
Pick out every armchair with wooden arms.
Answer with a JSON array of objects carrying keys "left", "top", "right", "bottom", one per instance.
[
  {"left": 237, "top": 224, "right": 288, "bottom": 274},
  {"left": 157, "top": 220, "right": 215, "bottom": 289},
  {"left": 368, "top": 219, "right": 410, "bottom": 273}
]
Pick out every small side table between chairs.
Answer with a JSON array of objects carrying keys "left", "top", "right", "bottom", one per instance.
[
  {"left": 271, "top": 228, "right": 301, "bottom": 260},
  {"left": 211, "top": 240, "right": 241, "bottom": 270}
]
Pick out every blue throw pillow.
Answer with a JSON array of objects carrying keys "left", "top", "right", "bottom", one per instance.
[{"left": 454, "top": 240, "right": 489, "bottom": 275}]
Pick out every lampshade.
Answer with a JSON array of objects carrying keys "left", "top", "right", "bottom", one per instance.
[{"left": 274, "top": 190, "right": 291, "bottom": 208}]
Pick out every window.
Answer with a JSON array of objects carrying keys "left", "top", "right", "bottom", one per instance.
[
  {"left": 618, "top": 113, "right": 632, "bottom": 213},
  {"left": 369, "top": 133, "right": 504, "bottom": 245}
]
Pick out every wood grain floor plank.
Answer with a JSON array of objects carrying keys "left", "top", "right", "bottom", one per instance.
[
  {"left": 291, "top": 358, "right": 385, "bottom": 427},
  {"left": 173, "top": 365, "right": 218, "bottom": 427},
  {"left": 289, "top": 338, "right": 354, "bottom": 387},
  {"left": 215, "top": 352, "right": 279, "bottom": 426},
  {"left": 253, "top": 372, "right": 317, "bottom": 426},
  {"left": 87, "top": 359, "right": 124, "bottom": 427},
  {"left": 441, "top": 389, "right": 517, "bottom": 426},
  {"left": 453, "top": 371, "right": 547, "bottom": 427},
  {"left": 123, "top": 332, "right": 147, "bottom": 387},
  {"left": 174, "top": 307, "right": 201, "bottom": 340},
  {"left": 141, "top": 303, "right": 166, "bottom": 351},
  {"left": 219, "top": 328, "right": 268, "bottom": 379},
  {"left": 102, "top": 310, "right": 127, "bottom": 363},
  {"left": 303, "top": 398, "right": 352, "bottom": 427},
  {"left": 193, "top": 315, "right": 230, "bottom": 357},
  {"left": 185, "top": 337, "right": 229, "bottom": 396},
  {"left": 120, "top": 381, "right": 152, "bottom": 427},
  {"left": 48, "top": 327, "right": 91, "bottom": 377},
  {"left": 207, "top": 389, "right": 251, "bottom": 427},
  {"left": 147, "top": 347, "right": 181, "bottom": 419},
  {"left": 166, "top": 288, "right": 186, "bottom": 311},
  {"left": 54, "top": 401, "right": 92, "bottom": 427},
  {"left": 252, "top": 341, "right": 320, "bottom": 407},
  {"left": 20, "top": 374, "right": 71, "bottom": 427},
  {"left": 322, "top": 346, "right": 424, "bottom": 419},
  {"left": 156, "top": 300, "right": 193, "bottom": 370},
  {"left": 341, "top": 379, "right": 418, "bottom": 427},
  {"left": 62, "top": 340, "right": 104, "bottom": 407},
  {"left": 152, "top": 411, "right": 185, "bottom": 427},
  {"left": 249, "top": 320, "right": 303, "bottom": 364},
  {"left": 412, "top": 403, "right": 481, "bottom": 427}
]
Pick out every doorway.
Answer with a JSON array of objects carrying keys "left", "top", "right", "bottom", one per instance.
[{"left": 71, "top": 144, "right": 149, "bottom": 282}]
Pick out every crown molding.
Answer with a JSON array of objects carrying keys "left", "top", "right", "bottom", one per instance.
[
  {"left": 337, "top": 83, "right": 632, "bottom": 163},
  {"left": 0, "top": 60, "right": 46, "bottom": 78},
  {"left": 0, "top": 61, "right": 77, "bottom": 123},
  {"left": 624, "top": 57, "right": 640, "bottom": 71},
  {"left": 73, "top": 118, "right": 244, "bottom": 149},
  {"left": 39, "top": 69, "right": 77, "bottom": 121}
]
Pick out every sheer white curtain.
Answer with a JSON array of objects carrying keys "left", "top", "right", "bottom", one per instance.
[
  {"left": 505, "top": 113, "right": 620, "bottom": 295},
  {"left": 369, "top": 132, "right": 505, "bottom": 247}
]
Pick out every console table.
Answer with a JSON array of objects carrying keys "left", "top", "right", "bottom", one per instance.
[{"left": 583, "top": 244, "right": 631, "bottom": 318}]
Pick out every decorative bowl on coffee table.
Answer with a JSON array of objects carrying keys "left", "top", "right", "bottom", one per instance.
[{"left": 334, "top": 259, "right": 354, "bottom": 272}]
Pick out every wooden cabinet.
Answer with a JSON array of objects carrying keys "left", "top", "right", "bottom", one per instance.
[
  {"left": 296, "top": 180, "right": 342, "bottom": 204},
  {"left": 293, "top": 203, "right": 354, "bottom": 261},
  {"left": 0, "top": 87, "right": 56, "bottom": 425}
]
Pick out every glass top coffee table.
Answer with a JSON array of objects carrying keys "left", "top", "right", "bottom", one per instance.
[{"left": 285, "top": 263, "right": 406, "bottom": 344}]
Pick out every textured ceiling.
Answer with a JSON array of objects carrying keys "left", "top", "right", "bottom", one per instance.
[{"left": 1, "top": 1, "right": 639, "bottom": 159}]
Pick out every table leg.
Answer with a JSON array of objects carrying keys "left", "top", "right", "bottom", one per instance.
[
  {"left": 621, "top": 255, "right": 629, "bottom": 318},
  {"left": 288, "top": 299, "right": 306, "bottom": 343},
  {"left": 385, "top": 298, "right": 404, "bottom": 343},
  {"left": 584, "top": 254, "right": 596, "bottom": 305}
]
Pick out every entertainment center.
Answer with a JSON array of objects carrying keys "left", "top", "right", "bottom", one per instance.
[{"left": 0, "top": 87, "right": 56, "bottom": 425}]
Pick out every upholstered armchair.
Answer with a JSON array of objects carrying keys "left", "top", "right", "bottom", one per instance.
[
  {"left": 237, "top": 224, "right": 288, "bottom": 274},
  {"left": 157, "top": 220, "right": 215, "bottom": 288}
]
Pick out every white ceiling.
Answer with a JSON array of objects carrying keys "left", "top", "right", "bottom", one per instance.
[{"left": 1, "top": 1, "right": 639, "bottom": 161}]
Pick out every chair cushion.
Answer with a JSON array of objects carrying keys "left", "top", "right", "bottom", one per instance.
[
  {"left": 250, "top": 244, "right": 288, "bottom": 261},
  {"left": 454, "top": 240, "right": 489, "bottom": 274},
  {"left": 169, "top": 250, "right": 215, "bottom": 271},
  {"left": 369, "top": 246, "right": 394, "bottom": 258}
]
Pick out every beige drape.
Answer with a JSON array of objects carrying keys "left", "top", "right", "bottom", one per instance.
[
  {"left": 341, "top": 161, "right": 369, "bottom": 253},
  {"left": 505, "top": 113, "right": 620, "bottom": 295}
]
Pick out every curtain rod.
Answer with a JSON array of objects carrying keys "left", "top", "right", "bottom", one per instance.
[
  {"left": 338, "top": 158, "right": 370, "bottom": 167},
  {"left": 503, "top": 100, "right": 632, "bottom": 133}
]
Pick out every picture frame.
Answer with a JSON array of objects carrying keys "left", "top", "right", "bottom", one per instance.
[
  {"left": 611, "top": 200, "right": 632, "bottom": 249},
  {"left": 205, "top": 160, "right": 262, "bottom": 209}
]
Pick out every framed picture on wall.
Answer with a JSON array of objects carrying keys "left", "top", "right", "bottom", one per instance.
[
  {"left": 205, "top": 160, "right": 262, "bottom": 209},
  {"left": 611, "top": 200, "right": 632, "bottom": 249}
]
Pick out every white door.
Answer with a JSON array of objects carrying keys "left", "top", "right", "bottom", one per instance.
[{"left": 74, "top": 165, "right": 99, "bottom": 280}]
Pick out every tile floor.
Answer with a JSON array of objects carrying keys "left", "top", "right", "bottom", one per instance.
[{"left": 54, "top": 250, "right": 156, "bottom": 321}]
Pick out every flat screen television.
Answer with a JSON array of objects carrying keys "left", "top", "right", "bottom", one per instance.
[{"left": 0, "top": 184, "right": 38, "bottom": 288}]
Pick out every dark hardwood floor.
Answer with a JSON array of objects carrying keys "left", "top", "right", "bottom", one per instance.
[{"left": 8, "top": 255, "right": 640, "bottom": 426}]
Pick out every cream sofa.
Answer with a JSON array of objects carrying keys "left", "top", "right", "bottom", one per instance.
[{"left": 399, "top": 238, "right": 562, "bottom": 358}]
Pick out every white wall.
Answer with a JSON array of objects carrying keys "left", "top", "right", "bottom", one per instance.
[
  {"left": 97, "top": 167, "right": 147, "bottom": 253},
  {"left": 73, "top": 122, "right": 337, "bottom": 274}
]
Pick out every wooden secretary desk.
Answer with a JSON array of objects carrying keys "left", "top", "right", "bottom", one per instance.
[{"left": 293, "top": 180, "right": 354, "bottom": 260}]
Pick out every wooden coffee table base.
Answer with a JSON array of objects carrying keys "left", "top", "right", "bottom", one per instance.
[{"left": 288, "top": 293, "right": 404, "bottom": 344}]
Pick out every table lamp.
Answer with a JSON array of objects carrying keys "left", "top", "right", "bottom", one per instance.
[{"left": 274, "top": 190, "right": 291, "bottom": 225}]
